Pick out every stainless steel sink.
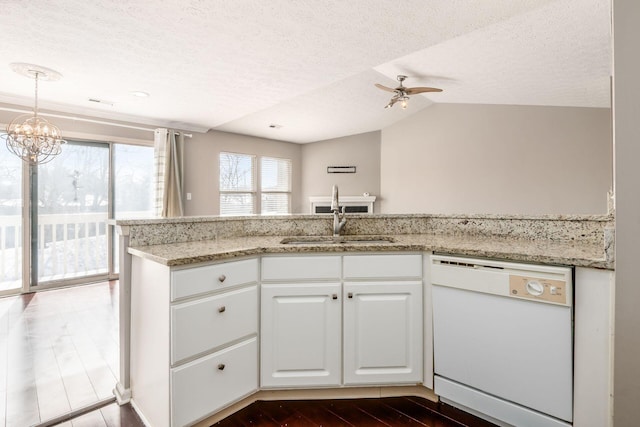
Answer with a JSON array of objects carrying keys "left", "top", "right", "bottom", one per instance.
[{"left": 280, "top": 236, "right": 395, "bottom": 245}]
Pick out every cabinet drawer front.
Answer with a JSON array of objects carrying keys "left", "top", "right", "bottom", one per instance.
[
  {"left": 171, "top": 286, "right": 258, "bottom": 365},
  {"left": 171, "top": 338, "right": 258, "bottom": 427},
  {"left": 171, "top": 258, "right": 258, "bottom": 301},
  {"left": 343, "top": 254, "right": 422, "bottom": 279},
  {"left": 262, "top": 256, "right": 341, "bottom": 281}
]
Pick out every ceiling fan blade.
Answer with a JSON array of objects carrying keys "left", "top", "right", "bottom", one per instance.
[
  {"left": 375, "top": 83, "right": 397, "bottom": 93},
  {"left": 405, "top": 87, "right": 443, "bottom": 95}
]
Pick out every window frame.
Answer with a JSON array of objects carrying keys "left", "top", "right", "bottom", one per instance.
[{"left": 218, "top": 152, "right": 292, "bottom": 215}]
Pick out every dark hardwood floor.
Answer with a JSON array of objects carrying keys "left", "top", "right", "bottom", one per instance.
[
  {"left": 53, "top": 396, "right": 495, "bottom": 427},
  {"left": 213, "top": 397, "right": 497, "bottom": 427}
]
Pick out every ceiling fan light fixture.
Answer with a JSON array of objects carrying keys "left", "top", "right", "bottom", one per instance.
[
  {"left": 375, "top": 74, "right": 443, "bottom": 109},
  {"left": 3, "top": 63, "right": 66, "bottom": 165}
]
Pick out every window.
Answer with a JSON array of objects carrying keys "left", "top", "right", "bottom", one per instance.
[
  {"left": 219, "top": 152, "right": 256, "bottom": 215},
  {"left": 219, "top": 153, "right": 292, "bottom": 215},
  {"left": 261, "top": 157, "right": 291, "bottom": 214}
]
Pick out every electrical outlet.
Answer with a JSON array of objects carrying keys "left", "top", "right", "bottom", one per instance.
[{"left": 186, "top": 193, "right": 192, "bottom": 200}]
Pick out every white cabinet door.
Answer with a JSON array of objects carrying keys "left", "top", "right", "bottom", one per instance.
[
  {"left": 343, "top": 281, "right": 423, "bottom": 385},
  {"left": 261, "top": 283, "right": 342, "bottom": 387}
]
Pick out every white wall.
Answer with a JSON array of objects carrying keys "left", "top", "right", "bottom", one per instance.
[
  {"left": 300, "top": 132, "right": 381, "bottom": 213},
  {"left": 380, "top": 103, "right": 612, "bottom": 214},
  {"left": 613, "top": 1, "right": 640, "bottom": 425},
  {"left": 183, "top": 130, "right": 302, "bottom": 215}
]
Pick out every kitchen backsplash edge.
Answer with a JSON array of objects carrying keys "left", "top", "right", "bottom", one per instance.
[{"left": 111, "top": 214, "right": 613, "bottom": 250}]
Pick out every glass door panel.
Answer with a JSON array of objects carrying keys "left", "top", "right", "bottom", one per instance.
[
  {"left": 112, "top": 143, "right": 154, "bottom": 274},
  {"left": 35, "top": 141, "right": 109, "bottom": 284},
  {"left": 0, "top": 140, "right": 23, "bottom": 292}
]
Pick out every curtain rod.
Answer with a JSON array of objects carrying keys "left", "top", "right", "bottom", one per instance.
[{"left": 0, "top": 106, "right": 193, "bottom": 137}]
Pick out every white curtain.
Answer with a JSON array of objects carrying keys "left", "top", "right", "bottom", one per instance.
[{"left": 154, "top": 128, "right": 184, "bottom": 217}]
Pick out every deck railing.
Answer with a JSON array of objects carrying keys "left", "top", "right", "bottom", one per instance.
[
  {"left": 0, "top": 212, "right": 113, "bottom": 288},
  {"left": 36, "top": 212, "right": 109, "bottom": 281},
  {"left": 0, "top": 215, "right": 21, "bottom": 286}
]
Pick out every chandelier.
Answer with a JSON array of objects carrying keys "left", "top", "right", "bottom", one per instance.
[{"left": 3, "top": 63, "right": 66, "bottom": 165}]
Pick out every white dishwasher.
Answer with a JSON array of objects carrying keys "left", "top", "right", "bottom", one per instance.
[{"left": 431, "top": 255, "right": 573, "bottom": 427}]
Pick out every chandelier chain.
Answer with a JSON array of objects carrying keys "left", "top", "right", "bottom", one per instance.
[
  {"left": 34, "top": 72, "right": 39, "bottom": 120},
  {"left": 2, "top": 63, "right": 66, "bottom": 165}
]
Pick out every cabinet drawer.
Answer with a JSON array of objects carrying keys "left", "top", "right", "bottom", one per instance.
[
  {"left": 343, "top": 254, "right": 422, "bottom": 279},
  {"left": 171, "top": 285, "right": 258, "bottom": 365},
  {"left": 171, "top": 337, "right": 258, "bottom": 427},
  {"left": 171, "top": 258, "right": 258, "bottom": 301},
  {"left": 262, "top": 256, "right": 341, "bottom": 281}
]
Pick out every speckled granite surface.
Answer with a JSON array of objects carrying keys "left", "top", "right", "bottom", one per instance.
[
  {"left": 127, "top": 233, "right": 610, "bottom": 269},
  {"left": 114, "top": 214, "right": 614, "bottom": 270}
]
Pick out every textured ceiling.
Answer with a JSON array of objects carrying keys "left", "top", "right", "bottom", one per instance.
[{"left": 0, "top": 0, "right": 611, "bottom": 143}]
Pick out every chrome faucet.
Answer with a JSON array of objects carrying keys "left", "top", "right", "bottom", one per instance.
[{"left": 331, "top": 185, "right": 346, "bottom": 237}]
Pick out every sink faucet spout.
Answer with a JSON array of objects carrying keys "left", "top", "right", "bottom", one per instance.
[{"left": 331, "top": 185, "right": 347, "bottom": 237}]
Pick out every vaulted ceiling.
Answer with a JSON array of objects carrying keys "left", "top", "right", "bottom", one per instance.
[{"left": 0, "top": 0, "right": 611, "bottom": 143}]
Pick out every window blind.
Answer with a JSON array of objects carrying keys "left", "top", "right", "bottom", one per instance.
[{"left": 261, "top": 157, "right": 291, "bottom": 214}]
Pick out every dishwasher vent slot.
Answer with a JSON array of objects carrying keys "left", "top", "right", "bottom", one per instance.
[{"left": 436, "top": 259, "right": 504, "bottom": 270}]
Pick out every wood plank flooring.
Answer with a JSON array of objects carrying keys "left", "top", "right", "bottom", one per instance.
[
  {"left": 213, "top": 397, "right": 497, "bottom": 427},
  {"left": 53, "top": 396, "right": 495, "bottom": 427},
  {"left": 51, "top": 402, "right": 143, "bottom": 427},
  {"left": 0, "top": 282, "right": 120, "bottom": 427}
]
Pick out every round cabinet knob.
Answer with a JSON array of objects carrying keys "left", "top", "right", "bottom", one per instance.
[
  {"left": 525, "top": 280, "right": 544, "bottom": 296},
  {"left": 218, "top": 274, "right": 226, "bottom": 283},
  {"left": 218, "top": 306, "right": 226, "bottom": 313},
  {"left": 217, "top": 363, "right": 225, "bottom": 370}
]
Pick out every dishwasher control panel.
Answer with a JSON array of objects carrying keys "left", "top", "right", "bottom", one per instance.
[{"left": 509, "top": 274, "right": 567, "bottom": 304}]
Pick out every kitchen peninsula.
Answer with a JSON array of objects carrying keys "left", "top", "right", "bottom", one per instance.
[{"left": 112, "top": 213, "right": 614, "bottom": 427}]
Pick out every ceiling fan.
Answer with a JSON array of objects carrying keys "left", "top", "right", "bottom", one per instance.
[{"left": 375, "top": 75, "right": 442, "bottom": 109}]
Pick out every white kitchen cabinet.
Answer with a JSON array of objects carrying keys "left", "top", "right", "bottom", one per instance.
[
  {"left": 343, "top": 281, "right": 423, "bottom": 385},
  {"left": 343, "top": 254, "right": 423, "bottom": 385},
  {"left": 260, "top": 282, "right": 342, "bottom": 387},
  {"left": 130, "top": 256, "right": 259, "bottom": 427},
  {"left": 260, "top": 253, "right": 424, "bottom": 389},
  {"left": 261, "top": 252, "right": 343, "bottom": 389}
]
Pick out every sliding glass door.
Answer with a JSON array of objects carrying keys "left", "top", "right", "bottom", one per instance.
[
  {"left": 0, "top": 137, "right": 154, "bottom": 292},
  {"left": 33, "top": 141, "right": 110, "bottom": 285}
]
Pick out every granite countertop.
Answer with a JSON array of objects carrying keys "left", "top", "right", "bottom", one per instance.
[{"left": 127, "top": 233, "right": 611, "bottom": 270}]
